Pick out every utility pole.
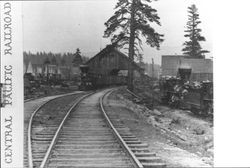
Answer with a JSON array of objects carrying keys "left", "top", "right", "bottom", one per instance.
[
  {"left": 151, "top": 58, "right": 155, "bottom": 109},
  {"left": 151, "top": 58, "right": 154, "bottom": 78},
  {"left": 100, "top": 38, "right": 102, "bottom": 51}
]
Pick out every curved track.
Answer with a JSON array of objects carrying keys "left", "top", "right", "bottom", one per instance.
[
  {"left": 28, "top": 89, "right": 142, "bottom": 168},
  {"left": 25, "top": 91, "right": 90, "bottom": 168},
  {"left": 28, "top": 88, "right": 166, "bottom": 168}
]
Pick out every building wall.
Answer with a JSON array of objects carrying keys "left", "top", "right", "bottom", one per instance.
[
  {"left": 190, "top": 73, "right": 213, "bottom": 82},
  {"left": 181, "top": 58, "right": 213, "bottom": 73},
  {"left": 161, "top": 55, "right": 213, "bottom": 81},
  {"left": 87, "top": 50, "right": 141, "bottom": 76}
]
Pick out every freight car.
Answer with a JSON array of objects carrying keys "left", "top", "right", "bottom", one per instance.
[{"left": 159, "top": 68, "right": 213, "bottom": 116}]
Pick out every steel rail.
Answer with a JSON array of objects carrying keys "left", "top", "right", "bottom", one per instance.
[
  {"left": 39, "top": 91, "right": 95, "bottom": 168},
  {"left": 28, "top": 100, "right": 48, "bottom": 168},
  {"left": 24, "top": 91, "right": 83, "bottom": 103},
  {"left": 27, "top": 91, "right": 86, "bottom": 168},
  {"left": 25, "top": 96, "right": 52, "bottom": 103},
  {"left": 24, "top": 98, "right": 36, "bottom": 103},
  {"left": 100, "top": 89, "right": 144, "bottom": 168}
]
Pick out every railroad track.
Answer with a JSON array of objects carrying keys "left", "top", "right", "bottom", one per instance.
[
  {"left": 103, "top": 90, "right": 166, "bottom": 168},
  {"left": 25, "top": 91, "right": 90, "bottom": 167},
  {"left": 28, "top": 89, "right": 166, "bottom": 168},
  {"left": 24, "top": 92, "right": 87, "bottom": 167}
]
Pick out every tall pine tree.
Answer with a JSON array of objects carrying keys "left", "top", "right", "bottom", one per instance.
[
  {"left": 104, "top": 0, "right": 164, "bottom": 91},
  {"left": 182, "top": 4, "right": 209, "bottom": 58},
  {"left": 72, "top": 48, "right": 83, "bottom": 66}
]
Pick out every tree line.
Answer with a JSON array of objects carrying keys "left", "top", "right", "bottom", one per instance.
[{"left": 23, "top": 51, "right": 89, "bottom": 66}]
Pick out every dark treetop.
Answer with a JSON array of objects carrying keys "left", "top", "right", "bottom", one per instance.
[
  {"left": 182, "top": 4, "right": 209, "bottom": 58},
  {"left": 104, "top": 0, "right": 164, "bottom": 90},
  {"left": 103, "top": 0, "right": 164, "bottom": 58}
]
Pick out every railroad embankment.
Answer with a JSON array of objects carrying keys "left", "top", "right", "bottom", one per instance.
[{"left": 104, "top": 88, "right": 213, "bottom": 167}]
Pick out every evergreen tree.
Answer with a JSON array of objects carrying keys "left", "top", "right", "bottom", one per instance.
[
  {"left": 104, "top": 0, "right": 164, "bottom": 90},
  {"left": 51, "top": 56, "right": 57, "bottom": 65},
  {"left": 182, "top": 4, "right": 209, "bottom": 58},
  {"left": 61, "top": 54, "right": 67, "bottom": 66},
  {"left": 72, "top": 48, "right": 83, "bottom": 66}
]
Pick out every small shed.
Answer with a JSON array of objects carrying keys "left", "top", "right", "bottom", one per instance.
[{"left": 86, "top": 45, "right": 143, "bottom": 77}]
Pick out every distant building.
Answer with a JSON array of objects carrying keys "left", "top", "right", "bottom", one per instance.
[
  {"left": 26, "top": 61, "right": 34, "bottom": 75},
  {"left": 46, "top": 65, "right": 58, "bottom": 74},
  {"left": 24, "top": 59, "right": 70, "bottom": 80},
  {"left": 161, "top": 55, "right": 213, "bottom": 81},
  {"left": 23, "top": 51, "right": 90, "bottom": 81},
  {"left": 59, "top": 66, "right": 71, "bottom": 79}
]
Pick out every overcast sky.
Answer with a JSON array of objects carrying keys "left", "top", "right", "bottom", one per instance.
[{"left": 22, "top": 0, "right": 212, "bottom": 64}]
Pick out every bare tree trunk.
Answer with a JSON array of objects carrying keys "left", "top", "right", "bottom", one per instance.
[{"left": 128, "top": 0, "right": 136, "bottom": 91}]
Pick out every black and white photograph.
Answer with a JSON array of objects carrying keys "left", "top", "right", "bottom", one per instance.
[
  {"left": 22, "top": 1, "right": 213, "bottom": 167},
  {"left": 2, "top": 0, "right": 250, "bottom": 168}
]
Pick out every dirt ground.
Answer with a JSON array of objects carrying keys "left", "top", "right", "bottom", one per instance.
[{"left": 104, "top": 88, "right": 213, "bottom": 167}]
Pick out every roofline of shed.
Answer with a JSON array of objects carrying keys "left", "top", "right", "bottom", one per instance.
[{"left": 85, "top": 45, "right": 143, "bottom": 71}]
